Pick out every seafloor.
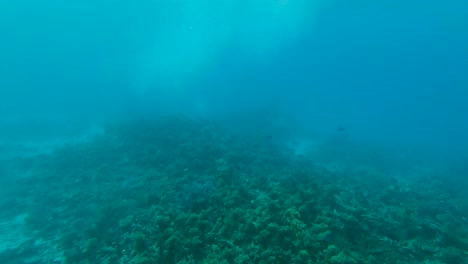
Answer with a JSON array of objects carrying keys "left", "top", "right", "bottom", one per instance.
[{"left": 0, "top": 116, "right": 467, "bottom": 264}]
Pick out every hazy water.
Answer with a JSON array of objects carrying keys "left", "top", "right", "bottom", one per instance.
[
  {"left": 1, "top": 2, "right": 468, "bottom": 263},
  {"left": 1, "top": 1, "right": 467, "bottom": 171}
]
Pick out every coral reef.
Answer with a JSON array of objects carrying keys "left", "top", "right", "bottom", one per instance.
[{"left": 0, "top": 116, "right": 467, "bottom": 263}]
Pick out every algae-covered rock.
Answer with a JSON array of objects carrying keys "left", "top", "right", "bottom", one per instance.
[
  {"left": 8, "top": 117, "right": 468, "bottom": 264},
  {"left": 436, "top": 213, "right": 468, "bottom": 251}
]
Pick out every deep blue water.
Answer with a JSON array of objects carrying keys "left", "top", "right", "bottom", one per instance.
[
  {"left": 0, "top": 0, "right": 467, "bottom": 182},
  {"left": 1, "top": 0, "right": 467, "bottom": 166}
]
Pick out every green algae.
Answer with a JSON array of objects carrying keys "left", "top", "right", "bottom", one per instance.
[{"left": 1, "top": 116, "right": 468, "bottom": 263}]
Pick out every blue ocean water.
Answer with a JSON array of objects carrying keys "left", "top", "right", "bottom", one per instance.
[{"left": 1, "top": 1, "right": 467, "bottom": 263}]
